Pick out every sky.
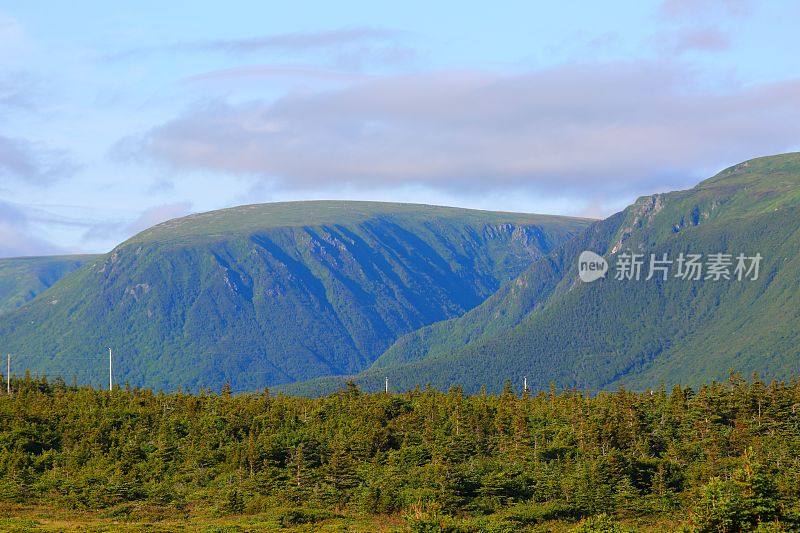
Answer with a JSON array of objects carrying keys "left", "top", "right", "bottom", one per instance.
[{"left": 1, "top": 0, "right": 799, "bottom": 257}]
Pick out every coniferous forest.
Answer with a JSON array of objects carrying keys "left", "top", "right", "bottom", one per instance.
[{"left": 1, "top": 375, "right": 799, "bottom": 531}]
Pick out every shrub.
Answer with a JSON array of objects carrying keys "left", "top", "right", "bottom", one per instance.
[
  {"left": 571, "top": 513, "right": 630, "bottom": 532},
  {"left": 277, "top": 507, "right": 336, "bottom": 527}
]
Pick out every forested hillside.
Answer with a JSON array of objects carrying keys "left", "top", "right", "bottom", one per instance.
[
  {"left": 1, "top": 377, "right": 799, "bottom": 531},
  {"left": 0, "top": 201, "right": 589, "bottom": 391},
  {"left": 288, "top": 153, "right": 800, "bottom": 395},
  {"left": 0, "top": 255, "right": 99, "bottom": 315}
]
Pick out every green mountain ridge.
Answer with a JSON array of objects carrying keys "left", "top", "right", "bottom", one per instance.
[
  {"left": 282, "top": 153, "right": 800, "bottom": 395},
  {"left": 0, "top": 201, "right": 590, "bottom": 391},
  {"left": 0, "top": 255, "right": 100, "bottom": 315}
]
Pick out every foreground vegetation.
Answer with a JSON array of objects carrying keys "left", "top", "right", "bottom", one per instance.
[{"left": 1, "top": 375, "right": 800, "bottom": 531}]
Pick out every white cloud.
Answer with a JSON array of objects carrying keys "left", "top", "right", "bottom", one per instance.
[
  {"left": 105, "top": 27, "right": 417, "bottom": 71},
  {"left": 81, "top": 201, "right": 193, "bottom": 244},
  {"left": 0, "top": 73, "right": 78, "bottom": 186},
  {"left": 117, "top": 61, "right": 800, "bottom": 206},
  {"left": 0, "top": 200, "right": 64, "bottom": 257},
  {"left": 658, "top": 0, "right": 753, "bottom": 20},
  {"left": 0, "top": 10, "right": 24, "bottom": 45},
  {"left": 0, "top": 134, "right": 78, "bottom": 186},
  {"left": 187, "top": 27, "right": 406, "bottom": 54},
  {"left": 124, "top": 202, "right": 193, "bottom": 235},
  {"left": 656, "top": 27, "right": 731, "bottom": 54}
]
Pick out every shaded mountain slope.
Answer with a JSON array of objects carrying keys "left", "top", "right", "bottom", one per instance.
[
  {"left": 0, "top": 255, "right": 100, "bottom": 315},
  {"left": 285, "top": 153, "right": 800, "bottom": 395},
  {"left": 0, "top": 201, "right": 590, "bottom": 391}
]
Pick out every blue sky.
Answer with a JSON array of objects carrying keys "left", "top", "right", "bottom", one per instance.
[{"left": 1, "top": 0, "right": 799, "bottom": 256}]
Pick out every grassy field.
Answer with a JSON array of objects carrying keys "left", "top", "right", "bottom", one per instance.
[
  {"left": 0, "top": 505, "right": 378, "bottom": 532},
  {"left": 125, "top": 200, "right": 591, "bottom": 246},
  {"left": 0, "top": 503, "right": 688, "bottom": 532}
]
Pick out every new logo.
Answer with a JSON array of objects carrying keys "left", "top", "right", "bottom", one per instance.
[{"left": 578, "top": 251, "right": 608, "bottom": 283}]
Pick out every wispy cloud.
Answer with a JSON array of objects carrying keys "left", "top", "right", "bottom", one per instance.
[
  {"left": 0, "top": 72, "right": 78, "bottom": 186},
  {"left": 0, "top": 9, "right": 23, "bottom": 45},
  {"left": 106, "top": 26, "right": 416, "bottom": 69},
  {"left": 124, "top": 202, "right": 193, "bottom": 235},
  {"left": 0, "top": 134, "right": 78, "bottom": 185},
  {"left": 116, "top": 61, "right": 800, "bottom": 205},
  {"left": 657, "top": 27, "right": 731, "bottom": 54},
  {"left": 187, "top": 27, "right": 406, "bottom": 54},
  {"left": 183, "top": 64, "right": 367, "bottom": 84},
  {"left": 653, "top": 0, "right": 751, "bottom": 57},
  {"left": 0, "top": 74, "right": 36, "bottom": 110},
  {"left": 81, "top": 201, "right": 193, "bottom": 244},
  {"left": 658, "top": 0, "right": 753, "bottom": 20},
  {"left": 0, "top": 200, "right": 64, "bottom": 257}
]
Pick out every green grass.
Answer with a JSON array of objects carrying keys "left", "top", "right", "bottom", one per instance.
[
  {"left": 0, "top": 504, "right": 687, "bottom": 531},
  {"left": 0, "top": 503, "right": 404, "bottom": 532},
  {"left": 127, "top": 200, "right": 591, "bottom": 246}
]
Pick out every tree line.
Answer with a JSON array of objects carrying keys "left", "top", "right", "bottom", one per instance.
[{"left": 1, "top": 373, "right": 799, "bottom": 531}]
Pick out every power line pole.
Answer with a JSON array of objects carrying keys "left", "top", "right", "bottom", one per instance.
[
  {"left": 6, "top": 354, "right": 9, "bottom": 395},
  {"left": 523, "top": 376, "right": 527, "bottom": 394},
  {"left": 108, "top": 347, "right": 113, "bottom": 391}
]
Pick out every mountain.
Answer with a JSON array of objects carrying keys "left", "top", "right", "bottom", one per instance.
[
  {"left": 285, "top": 153, "right": 800, "bottom": 395},
  {"left": 0, "top": 201, "right": 590, "bottom": 391},
  {"left": 0, "top": 255, "right": 100, "bottom": 315}
]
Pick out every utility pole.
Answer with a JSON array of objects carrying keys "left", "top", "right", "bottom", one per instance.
[
  {"left": 384, "top": 377, "right": 389, "bottom": 393},
  {"left": 6, "top": 354, "right": 9, "bottom": 395},
  {"left": 108, "top": 347, "right": 113, "bottom": 391},
  {"left": 523, "top": 376, "right": 527, "bottom": 394}
]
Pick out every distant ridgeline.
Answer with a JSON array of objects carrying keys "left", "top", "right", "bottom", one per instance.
[
  {"left": 0, "top": 201, "right": 589, "bottom": 391},
  {"left": 284, "top": 153, "right": 800, "bottom": 396},
  {"left": 3, "top": 154, "right": 799, "bottom": 396},
  {"left": 0, "top": 255, "right": 99, "bottom": 314}
]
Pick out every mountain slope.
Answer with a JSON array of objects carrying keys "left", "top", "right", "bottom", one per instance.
[
  {"left": 0, "top": 255, "right": 100, "bottom": 315},
  {"left": 0, "top": 201, "right": 590, "bottom": 391},
  {"left": 286, "top": 153, "right": 800, "bottom": 395}
]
